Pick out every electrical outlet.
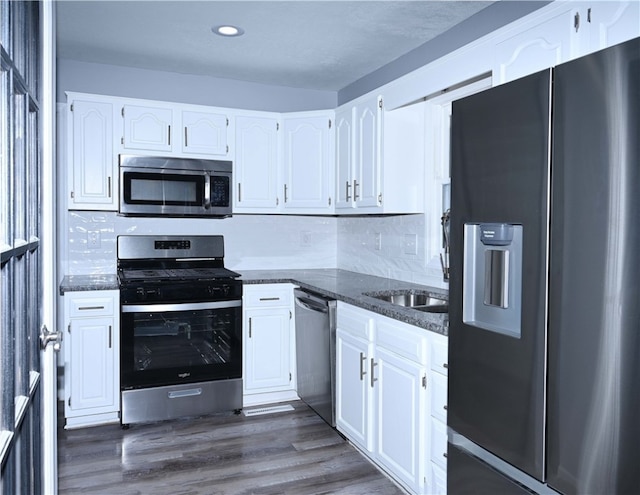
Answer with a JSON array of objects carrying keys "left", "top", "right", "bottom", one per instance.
[
  {"left": 404, "top": 233, "right": 418, "bottom": 255},
  {"left": 374, "top": 232, "right": 382, "bottom": 251},
  {"left": 87, "top": 231, "right": 101, "bottom": 249}
]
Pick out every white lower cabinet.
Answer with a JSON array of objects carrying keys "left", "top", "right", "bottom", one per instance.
[
  {"left": 427, "top": 332, "right": 449, "bottom": 495},
  {"left": 63, "top": 290, "right": 120, "bottom": 428},
  {"left": 242, "top": 284, "right": 297, "bottom": 406},
  {"left": 337, "top": 302, "right": 443, "bottom": 495}
]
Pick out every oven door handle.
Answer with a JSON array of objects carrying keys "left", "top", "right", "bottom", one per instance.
[{"left": 121, "top": 300, "right": 241, "bottom": 313}]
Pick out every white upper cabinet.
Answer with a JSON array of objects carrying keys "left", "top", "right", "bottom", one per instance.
[
  {"left": 493, "top": 5, "right": 578, "bottom": 85},
  {"left": 493, "top": 1, "right": 640, "bottom": 85},
  {"left": 122, "top": 104, "right": 173, "bottom": 152},
  {"left": 234, "top": 115, "right": 280, "bottom": 212},
  {"left": 354, "top": 98, "right": 382, "bottom": 208},
  {"left": 122, "top": 103, "right": 232, "bottom": 158},
  {"left": 336, "top": 95, "right": 425, "bottom": 214},
  {"left": 584, "top": 1, "right": 640, "bottom": 53},
  {"left": 335, "top": 106, "right": 355, "bottom": 209},
  {"left": 282, "top": 111, "right": 335, "bottom": 213},
  {"left": 181, "top": 110, "right": 229, "bottom": 156},
  {"left": 67, "top": 96, "right": 118, "bottom": 210}
]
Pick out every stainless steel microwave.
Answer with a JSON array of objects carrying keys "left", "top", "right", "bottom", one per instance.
[{"left": 119, "top": 155, "right": 232, "bottom": 218}]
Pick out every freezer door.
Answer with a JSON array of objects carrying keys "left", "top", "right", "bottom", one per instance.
[
  {"left": 448, "top": 443, "right": 537, "bottom": 495},
  {"left": 547, "top": 37, "right": 640, "bottom": 495},
  {"left": 449, "top": 70, "right": 551, "bottom": 481}
]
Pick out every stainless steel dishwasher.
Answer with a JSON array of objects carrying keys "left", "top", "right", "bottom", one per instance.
[{"left": 294, "top": 288, "right": 337, "bottom": 427}]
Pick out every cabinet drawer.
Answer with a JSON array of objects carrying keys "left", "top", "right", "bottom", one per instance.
[
  {"left": 243, "top": 284, "right": 292, "bottom": 308},
  {"left": 431, "top": 418, "right": 448, "bottom": 470},
  {"left": 337, "top": 302, "right": 373, "bottom": 341},
  {"left": 430, "top": 372, "right": 447, "bottom": 424},
  {"left": 430, "top": 335, "right": 448, "bottom": 375},
  {"left": 68, "top": 296, "right": 115, "bottom": 317},
  {"left": 376, "top": 315, "right": 426, "bottom": 364}
]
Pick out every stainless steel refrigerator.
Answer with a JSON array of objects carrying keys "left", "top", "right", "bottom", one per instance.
[{"left": 448, "top": 37, "right": 640, "bottom": 494}]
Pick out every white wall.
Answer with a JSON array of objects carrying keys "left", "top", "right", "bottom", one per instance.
[{"left": 57, "top": 59, "right": 337, "bottom": 112}]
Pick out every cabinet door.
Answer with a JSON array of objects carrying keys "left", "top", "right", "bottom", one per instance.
[
  {"left": 234, "top": 116, "right": 279, "bottom": 211},
  {"left": 182, "top": 110, "right": 228, "bottom": 156},
  {"left": 336, "top": 328, "right": 372, "bottom": 451},
  {"left": 374, "top": 345, "right": 425, "bottom": 493},
  {"left": 122, "top": 104, "right": 173, "bottom": 152},
  {"left": 335, "top": 107, "right": 354, "bottom": 210},
  {"left": 244, "top": 308, "right": 291, "bottom": 392},
  {"left": 68, "top": 316, "right": 117, "bottom": 414},
  {"left": 586, "top": 1, "right": 640, "bottom": 53},
  {"left": 69, "top": 99, "right": 116, "bottom": 210},
  {"left": 355, "top": 97, "right": 381, "bottom": 208},
  {"left": 282, "top": 114, "right": 333, "bottom": 211},
  {"left": 493, "top": 6, "right": 578, "bottom": 84}
]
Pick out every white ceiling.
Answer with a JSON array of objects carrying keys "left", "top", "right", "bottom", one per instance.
[{"left": 56, "top": 1, "right": 496, "bottom": 92}]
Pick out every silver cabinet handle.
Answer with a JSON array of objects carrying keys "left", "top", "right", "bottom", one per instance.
[
  {"left": 168, "top": 125, "right": 171, "bottom": 145},
  {"left": 249, "top": 317, "right": 252, "bottom": 338},
  {"left": 353, "top": 179, "right": 359, "bottom": 200},
  {"left": 284, "top": 184, "right": 288, "bottom": 203},
  {"left": 108, "top": 325, "right": 112, "bottom": 349},
  {"left": 78, "top": 306, "right": 104, "bottom": 311},
  {"left": 238, "top": 183, "right": 242, "bottom": 202},
  {"left": 184, "top": 126, "right": 188, "bottom": 147},
  {"left": 107, "top": 176, "right": 112, "bottom": 198},
  {"left": 370, "top": 358, "right": 377, "bottom": 388},
  {"left": 346, "top": 181, "right": 351, "bottom": 201},
  {"left": 259, "top": 297, "right": 280, "bottom": 301},
  {"left": 359, "top": 352, "right": 367, "bottom": 381}
]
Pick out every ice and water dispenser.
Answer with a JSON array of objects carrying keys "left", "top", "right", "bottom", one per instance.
[{"left": 463, "top": 223, "right": 522, "bottom": 338}]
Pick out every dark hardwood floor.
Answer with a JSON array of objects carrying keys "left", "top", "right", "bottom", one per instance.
[{"left": 57, "top": 401, "right": 405, "bottom": 494}]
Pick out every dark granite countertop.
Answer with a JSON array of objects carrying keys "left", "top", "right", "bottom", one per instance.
[
  {"left": 59, "top": 274, "right": 119, "bottom": 294},
  {"left": 240, "top": 269, "right": 448, "bottom": 336},
  {"left": 59, "top": 269, "right": 448, "bottom": 336}
]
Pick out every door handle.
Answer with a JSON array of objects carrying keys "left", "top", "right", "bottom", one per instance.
[
  {"left": 39, "top": 324, "right": 62, "bottom": 352},
  {"left": 370, "top": 358, "right": 377, "bottom": 388},
  {"left": 353, "top": 179, "right": 359, "bottom": 200},
  {"left": 359, "top": 352, "right": 367, "bottom": 381},
  {"left": 346, "top": 181, "right": 351, "bottom": 201}
]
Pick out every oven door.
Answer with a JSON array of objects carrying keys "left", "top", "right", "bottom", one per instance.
[{"left": 120, "top": 300, "right": 242, "bottom": 389}]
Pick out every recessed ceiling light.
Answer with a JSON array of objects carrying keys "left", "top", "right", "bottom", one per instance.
[{"left": 212, "top": 25, "right": 245, "bottom": 37}]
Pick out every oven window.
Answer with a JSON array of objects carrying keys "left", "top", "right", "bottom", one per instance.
[
  {"left": 121, "top": 306, "right": 241, "bottom": 388},
  {"left": 124, "top": 172, "right": 204, "bottom": 206}
]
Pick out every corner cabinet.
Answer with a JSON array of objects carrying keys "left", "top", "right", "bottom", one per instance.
[
  {"left": 67, "top": 95, "right": 118, "bottom": 210},
  {"left": 234, "top": 114, "right": 281, "bottom": 212},
  {"left": 63, "top": 290, "right": 120, "bottom": 428},
  {"left": 281, "top": 112, "right": 335, "bottom": 214},
  {"left": 335, "top": 95, "right": 425, "bottom": 214},
  {"left": 242, "top": 284, "right": 297, "bottom": 406},
  {"left": 336, "top": 302, "right": 443, "bottom": 495}
]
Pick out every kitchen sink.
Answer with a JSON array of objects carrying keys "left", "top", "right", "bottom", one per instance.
[{"left": 366, "top": 291, "right": 448, "bottom": 313}]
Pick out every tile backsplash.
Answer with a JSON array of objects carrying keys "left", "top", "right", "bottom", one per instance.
[
  {"left": 61, "top": 211, "right": 447, "bottom": 289},
  {"left": 61, "top": 211, "right": 338, "bottom": 275},
  {"left": 337, "top": 214, "right": 447, "bottom": 289}
]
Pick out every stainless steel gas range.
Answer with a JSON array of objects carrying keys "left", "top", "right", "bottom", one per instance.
[{"left": 117, "top": 235, "right": 242, "bottom": 426}]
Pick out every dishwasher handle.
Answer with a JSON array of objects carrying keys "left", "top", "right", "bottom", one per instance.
[{"left": 294, "top": 289, "right": 332, "bottom": 314}]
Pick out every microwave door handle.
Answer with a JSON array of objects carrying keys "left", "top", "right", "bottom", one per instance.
[{"left": 203, "top": 174, "right": 211, "bottom": 209}]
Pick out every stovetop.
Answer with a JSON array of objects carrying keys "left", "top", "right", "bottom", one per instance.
[{"left": 119, "top": 267, "right": 241, "bottom": 284}]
